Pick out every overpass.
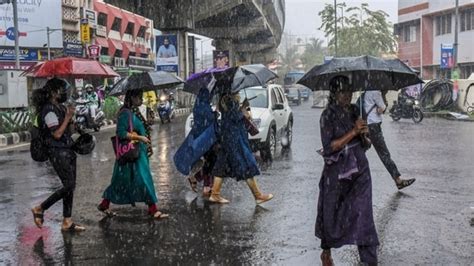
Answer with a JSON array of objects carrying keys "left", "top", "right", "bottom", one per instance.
[{"left": 105, "top": 0, "right": 285, "bottom": 73}]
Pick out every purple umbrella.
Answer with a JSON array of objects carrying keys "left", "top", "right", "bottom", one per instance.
[{"left": 184, "top": 67, "right": 230, "bottom": 95}]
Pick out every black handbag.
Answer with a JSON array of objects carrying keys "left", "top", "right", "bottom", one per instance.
[{"left": 111, "top": 109, "right": 140, "bottom": 165}]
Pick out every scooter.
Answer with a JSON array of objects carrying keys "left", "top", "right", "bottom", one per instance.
[
  {"left": 157, "top": 94, "right": 174, "bottom": 124},
  {"left": 75, "top": 98, "right": 105, "bottom": 132},
  {"left": 389, "top": 94, "right": 424, "bottom": 123}
]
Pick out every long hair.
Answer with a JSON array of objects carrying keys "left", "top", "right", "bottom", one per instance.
[{"left": 123, "top": 89, "right": 143, "bottom": 109}]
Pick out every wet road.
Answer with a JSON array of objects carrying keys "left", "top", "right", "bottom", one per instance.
[{"left": 1, "top": 100, "right": 473, "bottom": 265}]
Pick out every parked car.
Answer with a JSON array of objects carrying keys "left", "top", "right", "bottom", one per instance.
[
  {"left": 286, "top": 88, "right": 302, "bottom": 105},
  {"left": 185, "top": 84, "right": 293, "bottom": 162}
]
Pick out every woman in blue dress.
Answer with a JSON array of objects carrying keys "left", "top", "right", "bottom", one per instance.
[
  {"left": 97, "top": 89, "right": 168, "bottom": 219},
  {"left": 316, "top": 76, "right": 379, "bottom": 265},
  {"left": 210, "top": 92, "right": 273, "bottom": 204}
]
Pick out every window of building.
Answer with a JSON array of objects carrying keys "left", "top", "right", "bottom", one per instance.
[
  {"left": 97, "top": 13, "right": 107, "bottom": 26},
  {"left": 137, "top": 26, "right": 146, "bottom": 38},
  {"left": 114, "top": 49, "right": 122, "bottom": 58},
  {"left": 100, "top": 47, "right": 108, "bottom": 56},
  {"left": 111, "top": 18, "right": 122, "bottom": 32},
  {"left": 403, "top": 25, "right": 417, "bottom": 42},
  {"left": 461, "top": 8, "right": 474, "bottom": 31},
  {"left": 125, "top": 22, "right": 134, "bottom": 35},
  {"left": 436, "top": 14, "right": 452, "bottom": 35}
]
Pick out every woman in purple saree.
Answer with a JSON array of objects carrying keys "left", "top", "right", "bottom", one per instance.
[{"left": 316, "top": 76, "right": 379, "bottom": 265}]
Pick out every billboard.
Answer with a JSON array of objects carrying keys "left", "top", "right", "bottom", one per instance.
[
  {"left": 156, "top": 34, "right": 178, "bottom": 73},
  {"left": 0, "top": 1, "right": 63, "bottom": 48},
  {"left": 0, "top": 47, "right": 38, "bottom": 61},
  {"left": 213, "top": 50, "right": 229, "bottom": 68},
  {"left": 440, "top": 43, "right": 454, "bottom": 69}
]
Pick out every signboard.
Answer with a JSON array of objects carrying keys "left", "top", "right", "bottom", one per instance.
[
  {"left": 156, "top": 34, "right": 178, "bottom": 73},
  {"left": 88, "top": 45, "right": 100, "bottom": 58},
  {"left": 75, "top": 78, "right": 84, "bottom": 88},
  {"left": 213, "top": 50, "right": 229, "bottom": 68},
  {"left": 99, "top": 55, "right": 112, "bottom": 64},
  {"left": 441, "top": 43, "right": 454, "bottom": 69},
  {"left": 96, "top": 25, "right": 107, "bottom": 37},
  {"left": 84, "top": 9, "right": 97, "bottom": 29},
  {"left": 0, "top": 1, "right": 62, "bottom": 48},
  {"left": 0, "top": 47, "right": 38, "bottom": 61},
  {"left": 81, "top": 23, "right": 91, "bottom": 44},
  {"left": 64, "top": 41, "right": 83, "bottom": 56}
]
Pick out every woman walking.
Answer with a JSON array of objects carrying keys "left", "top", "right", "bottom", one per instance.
[
  {"left": 97, "top": 89, "right": 168, "bottom": 219},
  {"left": 316, "top": 76, "right": 379, "bottom": 265},
  {"left": 210, "top": 92, "right": 273, "bottom": 204},
  {"left": 31, "top": 78, "right": 85, "bottom": 232}
]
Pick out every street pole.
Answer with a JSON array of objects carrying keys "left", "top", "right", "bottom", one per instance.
[
  {"left": 12, "top": 0, "right": 20, "bottom": 69},
  {"left": 47, "top": 27, "right": 51, "bottom": 60},
  {"left": 334, "top": 0, "right": 338, "bottom": 57},
  {"left": 454, "top": 0, "right": 459, "bottom": 69}
]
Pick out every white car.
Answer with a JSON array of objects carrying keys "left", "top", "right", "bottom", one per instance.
[{"left": 185, "top": 84, "right": 293, "bottom": 161}]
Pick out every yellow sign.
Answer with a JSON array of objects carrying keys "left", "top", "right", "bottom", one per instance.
[{"left": 81, "top": 24, "right": 90, "bottom": 44}]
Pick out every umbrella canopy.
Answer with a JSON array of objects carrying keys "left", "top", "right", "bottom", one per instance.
[
  {"left": 21, "top": 57, "right": 119, "bottom": 78},
  {"left": 108, "top": 71, "right": 184, "bottom": 96},
  {"left": 297, "top": 55, "right": 423, "bottom": 91},
  {"left": 183, "top": 64, "right": 278, "bottom": 95},
  {"left": 183, "top": 67, "right": 229, "bottom": 95}
]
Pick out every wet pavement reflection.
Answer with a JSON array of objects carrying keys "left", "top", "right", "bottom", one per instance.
[{"left": 1, "top": 100, "right": 473, "bottom": 265}]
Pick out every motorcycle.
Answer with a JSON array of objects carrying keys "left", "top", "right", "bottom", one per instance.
[
  {"left": 157, "top": 94, "right": 174, "bottom": 124},
  {"left": 75, "top": 98, "right": 105, "bottom": 132},
  {"left": 389, "top": 94, "right": 424, "bottom": 123}
]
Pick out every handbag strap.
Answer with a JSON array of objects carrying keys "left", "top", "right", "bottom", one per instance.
[{"left": 117, "top": 108, "right": 134, "bottom": 133}]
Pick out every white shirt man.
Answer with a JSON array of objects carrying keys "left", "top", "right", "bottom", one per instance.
[{"left": 363, "top": 90, "right": 386, "bottom": 124}]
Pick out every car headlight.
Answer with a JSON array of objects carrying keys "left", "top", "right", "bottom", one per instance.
[
  {"left": 252, "top": 118, "right": 262, "bottom": 129},
  {"left": 414, "top": 100, "right": 420, "bottom": 105}
]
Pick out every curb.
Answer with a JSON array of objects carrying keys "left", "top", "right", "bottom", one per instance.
[{"left": 0, "top": 108, "right": 192, "bottom": 148}]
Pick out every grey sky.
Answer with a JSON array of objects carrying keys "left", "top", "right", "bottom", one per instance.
[{"left": 284, "top": 0, "right": 398, "bottom": 43}]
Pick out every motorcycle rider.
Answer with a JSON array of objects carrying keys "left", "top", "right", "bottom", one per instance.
[{"left": 84, "top": 84, "right": 99, "bottom": 120}]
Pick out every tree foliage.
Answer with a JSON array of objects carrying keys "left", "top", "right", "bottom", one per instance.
[
  {"left": 301, "top": 38, "right": 325, "bottom": 70},
  {"left": 318, "top": 2, "right": 396, "bottom": 57}
]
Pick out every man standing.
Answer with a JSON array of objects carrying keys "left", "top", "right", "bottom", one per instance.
[{"left": 364, "top": 90, "right": 416, "bottom": 190}]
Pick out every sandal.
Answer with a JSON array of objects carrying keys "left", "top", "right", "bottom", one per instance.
[
  {"left": 31, "top": 208, "right": 44, "bottom": 228},
  {"left": 97, "top": 204, "right": 116, "bottom": 217},
  {"left": 152, "top": 211, "right": 169, "bottom": 220},
  {"left": 396, "top": 178, "right": 416, "bottom": 190},
  {"left": 61, "top": 223, "right": 86, "bottom": 232},
  {"left": 187, "top": 177, "right": 198, "bottom": 193}
]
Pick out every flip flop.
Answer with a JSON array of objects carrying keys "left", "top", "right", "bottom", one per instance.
[
  {"left": 153, "top": 211, "right": 169, "bottom": 220},
  {"left": 31, "top": 209, "right": 44, "bottom": 228},
  {"left": 61, "top": 223, "right": 86, "bottom": 232},
  {"left": 397, "top": 178, "right": 416, "bottom": 190},
  {"left": 97, "top": 204, "right": 116, "bottom": 217}
]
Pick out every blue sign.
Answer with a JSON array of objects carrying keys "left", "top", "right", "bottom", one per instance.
[
  {"left": 0, "top": 47, "right": 38, "bottom": 61},
  {"left": 156, "top": 65, "right": 178, "bottom": 73},
  {"left": 440, "top": 44, "right": 454, "bottom": 69},
  {"left": 6, "top": 27, "right": 16, "bottom": 41},
  {"left": 64, "top": 41, "right": 83, "bottom": 56}
]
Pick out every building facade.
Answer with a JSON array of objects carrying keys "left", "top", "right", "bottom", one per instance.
[
  {"left": 395, "top": 0, "right": 474, "bottom": 79},
  {"left": 93, "top": 0, "right": 155, "bottom": 75}
]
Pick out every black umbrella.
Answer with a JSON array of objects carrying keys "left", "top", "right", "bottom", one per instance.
[
  {"left": 297, "top": 55, "right": 423, "bottom": 92},
  {"left": 109, "top": 71, "right": 184, "bottom": 96},
  {"left": 228, "top": 64, "right": 279, "bottom": 93}
]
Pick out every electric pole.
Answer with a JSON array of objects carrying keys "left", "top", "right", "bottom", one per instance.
[
  {"left": 454, "top": 0, "right": 459, "bottom": 69},
  {"left": 13, "top": 0, "right": 20, "bottom": 69},
  {"left": 334, "top": 0, "right": 338, "bottom": 57}
]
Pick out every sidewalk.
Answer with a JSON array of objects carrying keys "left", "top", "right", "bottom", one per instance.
[{"left": 0, "top": 108, "right": 191, "bottom": 148}]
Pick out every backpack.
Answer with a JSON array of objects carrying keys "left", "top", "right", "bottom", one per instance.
[{"left": 30, "top": 113, "right": 49, "bottom": 162}]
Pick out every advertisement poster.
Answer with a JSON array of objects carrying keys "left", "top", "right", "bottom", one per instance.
[
  {"left": 156, "top": 34, "right": 178, "bottom": 73},
  {"left": 0, "top": 47, "right": 38, "bottom": 61},
  {"left": 64, "top": 41, "right": 83, "bottom": 57},
  {"left": 0, "top": 1, "right": 63, "bottom": 48},
  {"left": 213, "top": 50, "right": 230, "bottom": 68},
  {"left": 440, "top": 43, "right": 454, "bottom": 69}
]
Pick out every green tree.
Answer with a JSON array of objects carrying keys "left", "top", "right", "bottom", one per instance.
[
  {"left": 279, "top": 46, "right": 299, "bottom": 73},
  {"left": 318, "top": 2, "right": 396, "bottom": 57},
  {"left": 301, "top": 38, "right": 325, "bottom": 70}
]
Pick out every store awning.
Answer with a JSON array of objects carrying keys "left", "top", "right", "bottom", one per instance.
[
  {"left": 108, "top": 38, "right": 123, "bottom": 50},
  {"left": 95, "top": 37, "right": 108, "bottom": 48}
]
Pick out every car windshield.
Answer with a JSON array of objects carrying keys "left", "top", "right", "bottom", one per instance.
[
  {"left": 284, "top": 72, "right": 305, "bottom": 85},
  {"left": 239, "top": 87, "right": 268, "bottom": 108}
]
